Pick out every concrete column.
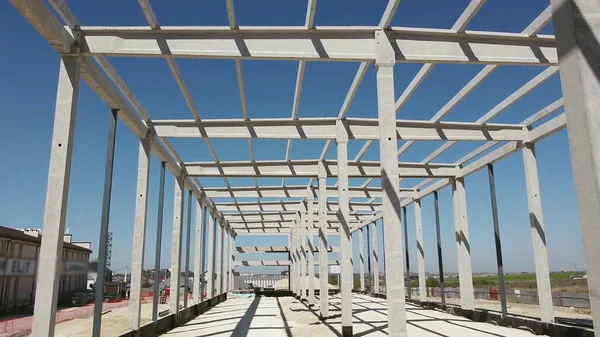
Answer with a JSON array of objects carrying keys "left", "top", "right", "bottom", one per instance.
[
  {"left": 230, "top": 232, "right": 235, "bottom": 291},
  {"left": 522, "top": 144, "right": 554, "bottom": 322},
  {"left": 318, "top": 162, "right": 329, "bottom": 318},
  {"left": 169, "top": 175, "right": 185, "bottom": 316},
  {"left": 193, "top": 198, "right": 204, "bottom": 303},
  {"left": 92, "top": 109, "right": 117, "bottom": 337},
  {"left": 183, "top": 191, "right": 192, "bottom": 308},
  {"left": 433, "top": 192, "right": 445, "bottom": 305},
  {"left": 375, "top": 30, "right": 408, "bottom": 337},
  {"left": 220, "top": 223, "right": 227, "bottom": 293},
  {"left": 300, "top": 202, "right": 307, "bottom": 301},
  {"left": 487, "top": 165, "right": 507, "bottom": 317},
  {"left": 358, "top": 229, "right": 365, "bottom": 291},
  {"left": 551, "top": 1, "right": 600, "bottom": 330},
  {"left": 336, "top": 120, "right": 353, "bottom": 336},
  {"left": 295, "top": 212, "right": 303, "bottom": 298},
  {"left": 403, "top": 207, "right": 411, "bottom": 300},
  {"left": 452, "top": 178, "right": 474, "bottom": 309},
  {"left": 200, "top": 207, "right": 207, "bottom": 300},
  {"left": 31, "top": 56, "right": 80, "bottom": 337},
  {"left": 129, "top": 138, "right": 152, "bottom": 330},
  {"left": 371, "top": 222, "right": 379, "bottom": 294},
  {"left": 289, "top": 222, "right": 296, "bottom": 294},
  {"left": 414, "top": 199, "right": 426, "bottom": 302},
  {"left": 206, "top": 214, "right": 215, "bottom": 298},
  {"left": 307, "top": 187, "right": 315, "bottom": 306},
  {"left": 152, "top": 162, "right": 166, "bottom": 320},
  {"left": 215, "top": 220, "right": 222, "bottom": 295}
]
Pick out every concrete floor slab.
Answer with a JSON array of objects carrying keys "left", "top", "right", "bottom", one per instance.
[{"left": 162, "top": 294, "right": 545, "bottom": 337}]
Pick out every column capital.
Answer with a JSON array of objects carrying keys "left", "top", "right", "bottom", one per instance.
[
  {"left": 374, "top": 30, "right": 396, "bottom": 68},
  {"left": 336, "top": 119, "right": 349, "bottom": 144},
  {"left": 318, "top": 161, "right": 327, "bottom": 179}
]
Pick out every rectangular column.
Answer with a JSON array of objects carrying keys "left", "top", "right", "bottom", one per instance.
[
  {"left": 295, "top": 212, "right": 302, "bottom": 298},
  {"left": 414, "top": 199, "right": 426, "bottom": 302},
  {"left": 152, "top": 162, "right": 166, "bottom": 320},
  {"left": 220, "top": 224, "right": 227, "bottom": 293},
  {"left": 215, "top": 220, "right": 222, "bottom": 295},
  {"left": 200, "top": 207, "right": 207, "bottom": 300},
  {"left": 358, "top": 228, "right": 365, "bottom": 291},
  {"left": 92, "top": 109, "right": 118, "bottom": 337},
  {"left": 307, "top": 187, "right": 315, "bottom": 306},
  {"left": 487, "top": 165, "right": 507, "bottom": 317},
  {"left": 371, "top": 222, "right": 379, "bottom": 294},
  {"left": 375, "top": 30, "right": 408, "bottom": 337},
  {"left": 403, "top": 207, "right": 411, "bottom": 300},
  {"left": 433, "top": 192, "right": 445, "bottom": 305},
  {"left": 318, "top": 162, "right": 329, "bottom": 318},
  {"left": 550, "top": 1, "right": 600, "bottom": 331},
  {"left": 206, "top": 214, "right": 214, "bottom": 297},
  {"left": 336, "top": 120, "right": 353, "bottom": 336},
  {"left": 184, "top": 191, "right": 192, "bottom": 308},
  {"left": 452, "top": 178, "right": 474, "bottom": 309},
  {"left": 230, "top": 231, "right": 235, "bottom": 291},
  {"left": 193, "top": 198, "right": 204, "bottom": 303},
  {"left": 300, "top": 203, "right": 307, "bottom": 301},
  {"left": 31, "top": 56, "right": 81, "bottom": 337},
  {"left": 522, "top": 144, "right": 554, "bottom": 322},
  {"left": 129, "top": 138, "right": 152, "bottom": 330},
  {"left": 366, "top": 225, "right": 372, "bottom": 292},
  {"left": 289, "top": 223, "right": 296, "bottom": 294},
  {"left": 169, "top": 176, "right": 185, "bottom": 317}
]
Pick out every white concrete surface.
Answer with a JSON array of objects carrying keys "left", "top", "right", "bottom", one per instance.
[{"left": 162, "top": 294, "right": 544, "bottom": 337}]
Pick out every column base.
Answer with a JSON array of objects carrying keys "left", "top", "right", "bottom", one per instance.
[{"left": 342, "top": 326, "right": 353, "bottom": 336}]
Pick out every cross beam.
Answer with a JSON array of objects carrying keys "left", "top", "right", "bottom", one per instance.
[{"left": 203, "top": 185, "right": 415, "bottom": 198}]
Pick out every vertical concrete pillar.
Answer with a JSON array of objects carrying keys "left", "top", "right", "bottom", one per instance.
[
  {"left": 290, "top": 221, "right": 296, "bottom": 295},
  {"left": 129, "top": 138, "right": 152, "bottom": 330},
  {"left": 414, "top": 199, "right": 426, "bottom": 302},
  {"left": 487, "top": 165, "right": 507, "bottom": 317},
  {"left": 200, "top": 207, "right": 207, "bottom": 300},
  {"left": 230, "top": 231, "right": 236, "bottom": 291},
  {"left": 193, "top": 197, "right": 204, "bottom": 303},
  {"left": 433, "top": 191, "right": 445, "bottom": 305},
  {"left": 92, "top": 109, "right": 117, "bottom": 337},
  {"left": 522, "top": 144, "right": 554, "bottom": 322},
  {"left": 366, "top": 225, "right": 372, "bottom": 292},
  {"left": 371, "top": 222, "right": 379, "bottom": 294},
  {"left": 300, "top": 202, "right": 307, "bottom": 301},
  {"left": 206, "top": 214, "right": 215, "bottom": 298},
  {"left": 183, "top": 191, "right": 192, "bottom": 308},
  {"left": 358, "top": 228, "right": 365, "bottom": 291},
  {"left": 215, "top": 220, "right": 222, "bottom": 295},
  {"left": 31, "top": 56, "right": 80, "bottom": 337},
  {"left": 551, "top": 1, "right": 600, "bottom": 330},
  {"left": 318, "top": 162, "right": 329, "bottom": 318},
  {"left": 375, "top": 29, "right": 408, "bottom": 337},
  {"left": 336, "top": 120, "right": 353, "bottom": 336},
  {"left": 220, "top": 223, "right": 227, "bottom": 293},
  {"left": 403, "top": 207, "right": 411, "bottom": 300},
  {"left": 307, "top": 187, "right": 316, "bottom": 306},
  {"left": 452, "top": 178, "right": 474, "bottom": 309},
  {"left": 296, "top": 212, "right": 303, "bottom": 298},
  {"left": 152, "top": 162, "right": 166, "bottom": 320},
  {"left": 169, "top": 175, "right": 185, "bottom": 316}
]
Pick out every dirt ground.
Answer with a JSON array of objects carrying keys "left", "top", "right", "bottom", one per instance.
[
  {"left": 430, "top": 296, "right": 592, "bottom": 319},
  {"left": 51, "top": 302, "right": 169, "bottom": 337}
]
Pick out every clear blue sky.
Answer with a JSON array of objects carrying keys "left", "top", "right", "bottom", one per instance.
[{"left": 0, "top": 0, "right": 585, "bottom": 277}]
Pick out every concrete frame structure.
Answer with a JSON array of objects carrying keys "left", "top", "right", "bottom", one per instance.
[{"left": 8, "top": 0, "right": 600, "bottom": 336}]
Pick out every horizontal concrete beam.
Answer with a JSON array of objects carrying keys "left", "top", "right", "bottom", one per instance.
[
  {"left": 151, "top": 117, "right": 527, "bottom": 141},
  {"left": 234, "top": 260, "right": 340, "bottom": 266},
  {"left": 215, "top": 200, "right": 382, "bottom": 212},
  {"left": 203, "top": 185, "right": 415, "bottom": 199},
  {"left": 235, "top": 246, "right": 340, "bottom": 253},
  {"left": 79, "top": 26, "right": 557, "bottom": 65}
]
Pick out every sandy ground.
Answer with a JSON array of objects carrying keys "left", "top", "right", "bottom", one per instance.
[
  {"left": 52, "top": 302, "right": 170, "bottom": 337},
  {"left": 429, "top": 296, "right": 592, "bottom": 319}
]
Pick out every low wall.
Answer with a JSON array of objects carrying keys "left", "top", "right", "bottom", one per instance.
[{"left": 118, "top": 293, "right": 227, "bottom": 337}]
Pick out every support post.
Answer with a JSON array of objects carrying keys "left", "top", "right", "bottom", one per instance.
[
  {"left": 206, "top": 214, "right": 215, "bottom": 298},
  {"left": 92, "top": 109, "right": 118, "bottom": 337},
  {"left": 375, "top": 29, "right": 408, "bottom": 337},
  {"left": 366, "top": 225, "right": 372, "bottom": 292},
  {"left": 152, "top": 162, "right": 166, "bottom": 320},
  {"left": 414, "top": 199, "right": 426, "bottom": 302},
  {"left": 220, "top": 223, "right": 227, "bottom": 293},
  {"left": 193, "top": 197, "right": 204, "bottom": 303},
  {"left": 128, "top": 138, "right": 152, "bottom": 331},
  {"left": 371, "top": 222, "right": 379, "bottom": 294},
  {"left": 358, "top": 228, "right": 365, "bottom": 291},
  {"left": 318, "top": 162, "right": 329, "bottom": 318},
  {"left": 307, "top": 187, "right": 315, "bottom": 306},
  {"left": 452, "top": 178, "right": 474, "bottom": 310},
  {"left": 336, "top": 120, "right": 353, "bottom": 336},
  {"left": 296, "top": 212, "right": 302, "bottom": 298},
  {"left": 487, "top": 164, "right": 507, "bottom": 318},
  {"left": 403, "top": 207, "right": 411, "bottom": 300},
  {"left": 215, "top": 219, "right": 222, "bottom": 295},
  {"left": 200, "top": 207, "right": 207, "bottom": 300},
  {"left": 433, "top": 191, "right": 445, "bottom": 305},
  {"left": 230, "top": 231, "right": 235, "bottom": 291},
  {"left": 300, "top": 202, "right": 307, "bottom": 301},
  {"left": 169, "top": 175, "right": 185, "bottom": 317},
  {"left": 550, "top": 1, "right": 600, "bottom": 331},
  {"left": 184, "top": 191, "right": 192, "bottom": 308},
  {"left": 31, "top": 56, "right": 81, "bottom": 337},
  {"left": 522, "top": 144, "right": 554, "bottom": 322},
  {"left": 290, "top": 220, "right": 296, "bottom": 295}
]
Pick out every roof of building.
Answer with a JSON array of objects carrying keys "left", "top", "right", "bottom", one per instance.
[{"left": 0, "top": 226, "right": 92, "bottom": 253}]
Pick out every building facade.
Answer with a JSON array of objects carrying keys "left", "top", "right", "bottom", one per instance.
[{"left": 0, "top": 227, "right": 91, "bottom": 313}]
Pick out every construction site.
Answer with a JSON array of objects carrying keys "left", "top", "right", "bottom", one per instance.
[{"left": 3, "top": 0, "right": 600, "bottom": 336}]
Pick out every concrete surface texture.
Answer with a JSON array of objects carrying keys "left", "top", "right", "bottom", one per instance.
[{"left": 160, "top": 294, "right": 544, "bottom": 337}]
